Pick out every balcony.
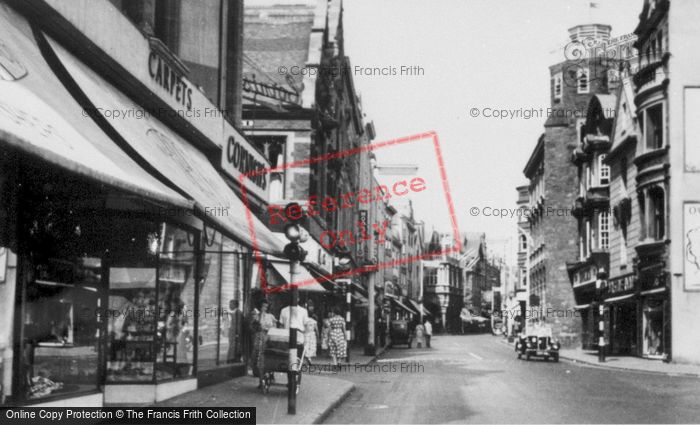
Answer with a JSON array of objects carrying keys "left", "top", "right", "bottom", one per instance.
[{"left": 633, "top": 55, "right": 669, "bottom": 99}]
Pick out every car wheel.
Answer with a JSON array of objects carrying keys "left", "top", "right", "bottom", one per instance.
[
  {"left": 526, "top": 354, "right": 531, "bottom": 361},
  {"left": 544, "top": 356, "right": 549, "bottom": 362},
  {"left": 517, "top": 353, "right": 521, "bottom": 359},
  {"left": 553, "top": 354, "right": 559, "bottom": 362}
]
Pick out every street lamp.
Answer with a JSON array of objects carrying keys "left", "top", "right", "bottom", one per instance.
[{"left": 282, "top": 203, "right": 308, "bottom": 415}]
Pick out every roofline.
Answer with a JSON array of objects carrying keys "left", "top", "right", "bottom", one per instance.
[{"left": 523, "top": 134, "right": 545, "bottom": 177}]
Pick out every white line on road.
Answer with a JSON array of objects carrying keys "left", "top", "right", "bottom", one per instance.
[{"left": 469, "top": 352, "right": 484, "bottom": 360}]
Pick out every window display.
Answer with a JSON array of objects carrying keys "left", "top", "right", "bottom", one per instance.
[
  {"left": 197, "top": 231, "right": 223, "bottom": 371},
  {"left": 643, "top": 299, "right": 665, "bottom": 359}
]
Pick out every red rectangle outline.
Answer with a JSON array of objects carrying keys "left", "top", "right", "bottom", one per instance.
[{"left": 239, "top": 131, "right": 461, "bottom": 294}]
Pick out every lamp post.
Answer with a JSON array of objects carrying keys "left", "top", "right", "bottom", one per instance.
[{"left": 282, "top": 203, "right": 308, "bottom": 415}]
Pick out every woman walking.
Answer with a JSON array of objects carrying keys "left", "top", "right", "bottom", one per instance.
[
  {"left": 327, "top": 307, "right": 347, "bottom": 366},
  {"left": 304, "top": 315, "right": 319, "bottom": 360},
  {"left": 250, "top": 298, "right": 276, "bottom": 389},
  {"left": 320, "top": 312, "right": 331, "bottom": 355}
]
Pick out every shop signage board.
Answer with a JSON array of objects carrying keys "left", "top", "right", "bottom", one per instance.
[
  {"left": 605, "top": 273, "right": 635, "bottom": 295},
  {"left": 683, "top": 202, "right": 700, "bottom": 290},
  {"left": 357, "top": 210, "right": 368, "bottom": 260},
  {"left": 220, "top": 127, "right": 270, "bottom": 201}
]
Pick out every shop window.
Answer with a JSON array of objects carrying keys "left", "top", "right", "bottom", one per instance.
[
  {"left": 645, "top": 104, "right": 664, "bottom": 150},
  {"left": 219, "top": 237, "right": 246, "bottom": 364},
  {"left": 17, "top": 175, "right": 108, "bottom": 402},
  {"left": 577, "top": 67, "right": 589, "bottom": 94},
  {"left": 643, "top": 299, "right": 665, "bottom": 358},
  {"left": 105, "top": 221, "right": 196, "bottom": 382}
]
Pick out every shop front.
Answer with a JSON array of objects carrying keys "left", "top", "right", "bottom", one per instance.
[{"left": 0, "top": 4, "right": 284, "bottom": 405}]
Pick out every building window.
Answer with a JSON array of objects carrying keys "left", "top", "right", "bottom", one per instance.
[
  {"left": 645, "top": 103, "right": 664, "bottom": 150},
  {"left": 639, "top": 193, "right": 647, "bottom": 240},
  {"left": 649, "top": 187, "right": 665, "bottom": 240},
  {"left": 553, "top": 72, "right": 563, "bottom": 99},
  {"left": 586, "top": 164, "right": 592, "bottom": 189},
  {"left": 577, "top": 67, "right": 589, "bottom": 93},
  {"left": 620, "top": 225, "right": 628, "bottom": 266},
  {"left": 599, "top": 211, "right": 610, "bottom": 250},
  {"left": 599, "top": 154, "right": 610, "bottom": 185},
  {"left": 620, "top": 156, "right": 628, "bottom": 191},
  {"left": 519, "top": 234, "right": 527, "bottom": 251}
]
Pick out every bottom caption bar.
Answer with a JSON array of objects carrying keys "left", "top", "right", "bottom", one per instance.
[{"left": 2, "top": 407, "right": 255, "bottom": 424}]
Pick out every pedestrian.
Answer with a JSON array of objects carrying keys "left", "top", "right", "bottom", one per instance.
[
  {"left": 414, "top": 322, "right": 426, "bottom": 348},
  {"left": 279, "top": 299, "right": 309, "bottom": 363},
  {"left": 321, "top": 311, "right": 331, "bottom": 354},
  {"left": 250, "top": 298, "right": 276, "bottom": 388},
  {"left": 304, "top": 315, "right": 318, "bottom": 360},
  {"left": 328, "top": 306, "right": 347, "bottom": 366},
  {"left": 424, "top": 319, "right": 432, "bottom": 348}
]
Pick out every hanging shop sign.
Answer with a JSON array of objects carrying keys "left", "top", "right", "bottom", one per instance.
[
  {"left": 242, "top": 77, "right": 300, "bottom": 107},
  {"left": 357, "top": 210, "right": 368, "bottom": 260}
]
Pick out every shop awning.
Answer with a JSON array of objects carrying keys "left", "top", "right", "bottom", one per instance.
[
  {"left": 0, "top": 7, "right": 191, "bottom": 210},
  {"left": 641, "top": 287, "right": 666, "bottom": 296},
  {"left": 45, "top": 35, "right": 284, "bottom": 256},
  {"left": 268, "top": 260, "right": 326, "bottom": 292},
  {"left": 390, "top": 297, "right": 417, "bottom": 315},
  {"left": 407, "top": 299, "right": 431, "bottom": 316},
  {"left": 604, "top": 293, "right": 636, "bottom": 303}
]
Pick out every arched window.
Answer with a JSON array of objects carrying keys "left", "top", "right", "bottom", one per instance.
[{"left": 519, "top": 234, "right": 527, "bottom": 251}]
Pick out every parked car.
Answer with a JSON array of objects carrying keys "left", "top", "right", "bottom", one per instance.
[{"left": 515, "top": 325, "right": 560, "bottom": 361}]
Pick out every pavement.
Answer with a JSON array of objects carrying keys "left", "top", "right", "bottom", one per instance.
[
  {"left": 499, "top": 336, "right": 700, "bottom": 377},
  {"left": 309, "top": 345, "right": 388, "bottom": 367},
  {"left": 154, "top": 374, "right": 354, "bottom": 424},
  {"left": 323, "top": 334, "right": 700, "bottom": 423}
]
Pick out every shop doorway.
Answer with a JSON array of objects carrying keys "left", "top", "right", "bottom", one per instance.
[{"left": 610, "top": 302, "right": 637, "bottom": 355}]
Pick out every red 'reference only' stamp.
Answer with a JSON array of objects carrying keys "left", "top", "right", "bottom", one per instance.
[{"left": 240, "top": 131, "right": 461, "bottom": 294}]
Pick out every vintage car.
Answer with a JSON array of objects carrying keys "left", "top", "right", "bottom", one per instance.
[
  {"left": 515, "top": 325, "right": 560, "bottom": 362},
  {"left": 389, "top": 319, "right": 412, "bottom": 348}
]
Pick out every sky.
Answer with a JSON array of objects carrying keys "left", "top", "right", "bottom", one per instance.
[{"left": 342, "top": 0, "right": 643, "bottom": 261}]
